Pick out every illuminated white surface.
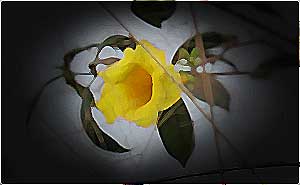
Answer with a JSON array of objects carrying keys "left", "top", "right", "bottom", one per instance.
[{"left": 26, "top": 3, "right": 296, "bottom": 182}]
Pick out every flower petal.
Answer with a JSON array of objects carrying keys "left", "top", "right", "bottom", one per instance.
[{"left": 96, "top": 40, "right": 181, "bottom": 127}]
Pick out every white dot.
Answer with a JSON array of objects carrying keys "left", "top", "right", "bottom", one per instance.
[
  {"left": 196, "top": 66, "right": 203, "bottom": 73},
  {"left": 205, "top": 63, "right": 212, "bottom": 72}
]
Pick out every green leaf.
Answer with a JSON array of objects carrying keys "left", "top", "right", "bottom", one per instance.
[
  {"left": 190, "top": 48, "right": 202, "bottom": 66},
  {"left": 131, "top": 1, "right": 176, "bottom": 28},
  {"left": 210, "top": 76, "right": 230, "bottom": 110},
  {"left": 62, "top": 64, "right": 85, "bottom": 97},
  {"left": 181, "top": 32, "right": 237, "bottom": 53},
  {"left": 184, "top": 73, "right": 230, "bottom": 110},
  {"left": 62, "top": 40, "right": 130, "bottom": 153},
  {"left": 101, "top": 35, "right": 136, "bottom": 51},
  {"left": 69, "top": 35, "right": 135, "bottom": 76},
  {"left": 158, "top": 99, "right": 195, "bottom": 167},
  {"left": 81, "top": 88, "right": 129, "bottom": 153},
  {"left": 178, "top": 48, "right": 190, "bottom": 60},
  {"left": 89, "top": 57, "right": 120, "bottom": 69},
  {"left": 190, "top": 48, "right": 200, "bottom": 59}
]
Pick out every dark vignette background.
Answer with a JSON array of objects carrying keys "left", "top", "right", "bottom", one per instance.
[{"left": 2, "top": 1, "right": 299, "bottom": 184}]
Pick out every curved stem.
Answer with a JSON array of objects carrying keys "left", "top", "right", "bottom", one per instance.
[
  {"left": 74, "top": 72, "right": 93, "bottom": 76},
  {"left": 212, "top": 71, "right": 250, "bottom": 76},
  {"left": 142, "top": 162, "right": 300, "bottom": 183},
  {"left": 26, "top": 73, "right": 93, "bottom": 130},
  {"left": 25, "top": 74, "right": 64, "bottom": 129}
]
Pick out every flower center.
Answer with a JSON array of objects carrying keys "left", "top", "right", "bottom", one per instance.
[{"left": 122, "top": 65, "right": 153, "bottom": 108}]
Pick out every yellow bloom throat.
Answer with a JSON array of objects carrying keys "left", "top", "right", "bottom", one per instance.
[
  {"left": 96, "top": 40, "right": 181, "bottom": 127},
  {"left": 122, "top": 66, "right": 153, "bottom": 108}
]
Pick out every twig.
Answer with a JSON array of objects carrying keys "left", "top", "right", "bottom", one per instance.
[
  {"left": 142, "top": 161, "right": 300, "bottom": 183},
  {"left": 190, "top": 3, "right": 226, "bottom": 182},
  {"left": 99, "top": 3, "right": 213, "bottom": 123},
  {"left": 207, "top": 55, "right": 240, "bottom": 72},
  {"left": 74, "top": 72, "right": 93, "bottom": 76},
  {"left": 100, "top": 2, "right": 250, "bottom": 172},
  {"left": 212, "top": 71, "right": 250, "bottom": 76},
  {"left": 26, "top": 73, "right": 94, "bottom": 130},
  {"left": 25, "top": 74, "right": 64, "bottom": 129}
]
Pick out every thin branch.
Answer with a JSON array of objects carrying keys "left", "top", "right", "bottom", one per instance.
[
  {"left": 99, "top": 3, "right": 213, "bottom": 123},
  {"left": 222, "top": 39, "right": 263, "bottom": 54},
  {"left": 207, "top": 55, "right": 239, "bottom": 72},
  {"left": 74, "top": 72, "right": 93, "bottom": 76},
  {"left": 190, "top": 3, "right": 225, "bottom": 182},
  {"left": 25, "top": 74, "right": 64, "bottom": 129},
  {"left": 212, "top": 71, "right": 250, "bottom": 76},
  {"left": 100, "top": 2, "right": 250, "bottom": 173},
  {"left": 142, "top": 162, "right": 300, "bottom": 183},
  {"left": 219, "top": 58, "right": 239, "bottom": 71},
  {"left": 26, "top": 72, "right": 93, "bottom": 130},
  {"left": 211, "top": 110, "right": 225, "bottom": 182}
]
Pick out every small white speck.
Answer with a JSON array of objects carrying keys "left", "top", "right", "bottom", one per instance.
[
  {"left": 196, "top": 66, "right": 203, "bottom": 73},
  {"left": 205, "top": 63, "right": 213, "bottom": 72}
]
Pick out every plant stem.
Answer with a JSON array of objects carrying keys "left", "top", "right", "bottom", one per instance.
[
  {"left": 100, "top": 2, "right": 251, "bottom": 169},
  {"left": 190, "top": 3, "right": 226, "bottom": 182},
  {"left": 143, "top": 161, "right": 300, "bottom": 183},
  {"left": 212, "top": 71, "right": 250, "bottom": 76},
  {"left": 26, "top": 74, "right": 64, "bottom": 129}
]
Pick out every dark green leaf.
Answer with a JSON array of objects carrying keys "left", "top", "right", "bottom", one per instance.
[
  {"left": 131, "top": 1, "right": 176, "bottom": 28},
  {"left": 62, "top": 65, "right": 85, "bottom": 97},
  {"left": 101, "top": 35, "right": 136, "bottom": 51},
  {"left": 62, "top": 41, "right": 130, "bottom": 153},
  {"left": 181, "top": 32, "right": 238, "bottom": 53},
  {"left": 210, "top": 76, "right": 230, "bottom": 110},
  {"left": 81, "top": 88, "right": 129, "bottom": 153},
  {"left": 184, "top": 73, "right": 230, "bottom": 110},
  {"left": 63, "top": 35, "right": 135, "bottom": 77},
  {"left": 63, "top": 35, "right": 134, "bottom": 65},
  {"left": 158, "top": 99, "right": 195, "bottom": 167},
  {"left": 90, "top": 57, "right": 120, "bottom": 67}
]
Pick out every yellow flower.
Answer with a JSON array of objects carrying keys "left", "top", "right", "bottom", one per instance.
[{"left": 96, "top": 40, "right": 181, "bottom": 127}]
